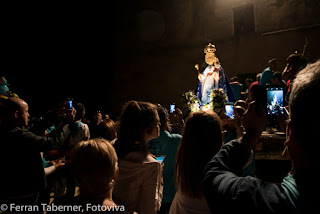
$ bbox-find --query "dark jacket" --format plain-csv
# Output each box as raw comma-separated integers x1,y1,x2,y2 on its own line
0,125,70,202
203,140,317,214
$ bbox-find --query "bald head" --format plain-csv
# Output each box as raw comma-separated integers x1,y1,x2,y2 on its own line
0,97,29,128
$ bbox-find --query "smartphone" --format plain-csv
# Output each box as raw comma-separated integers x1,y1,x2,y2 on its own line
68,100,73,110
252,85,267,107
155,155,166,164
266,86,284,115
252,85,267,115
225,103,235,119
169,103,175,114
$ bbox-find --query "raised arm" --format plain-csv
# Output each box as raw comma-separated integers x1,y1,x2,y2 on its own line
203,102,292,213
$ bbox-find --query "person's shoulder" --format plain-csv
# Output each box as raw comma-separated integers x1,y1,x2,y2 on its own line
6,127,23,135
263,67,271,72
120,153,160,167
119,154,161,176
166,131,182,140
170,134,182,144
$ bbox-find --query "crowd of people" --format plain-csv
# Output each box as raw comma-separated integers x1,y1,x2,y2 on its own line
0,58,319,213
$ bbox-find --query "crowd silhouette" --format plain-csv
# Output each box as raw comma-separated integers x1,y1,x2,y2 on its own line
0,57,319,213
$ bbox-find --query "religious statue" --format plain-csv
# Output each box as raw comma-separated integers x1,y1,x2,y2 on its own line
196,43,235,104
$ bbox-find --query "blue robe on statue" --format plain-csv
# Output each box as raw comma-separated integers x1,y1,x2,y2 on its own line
197,65,235,104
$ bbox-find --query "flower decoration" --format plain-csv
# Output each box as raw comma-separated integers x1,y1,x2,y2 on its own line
210,88,227,112
183,88,227,114
182,91,200,113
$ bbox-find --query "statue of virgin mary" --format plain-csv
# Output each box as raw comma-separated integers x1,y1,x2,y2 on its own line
197,43,235,104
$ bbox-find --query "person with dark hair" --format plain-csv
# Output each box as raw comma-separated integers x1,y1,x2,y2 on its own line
203,61,320,213
260,58,277,85
94,118,118,142
282,53,307,102
62,102,90,198
67,102,90,149
230,76,243,101
169,110,222,214
248,73,261,102
113,100,162,214
0,97,73,207
89,110,103,138
242,78,253,99
147,104,182,213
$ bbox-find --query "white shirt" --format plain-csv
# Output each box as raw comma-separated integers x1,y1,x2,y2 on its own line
113,152,163,214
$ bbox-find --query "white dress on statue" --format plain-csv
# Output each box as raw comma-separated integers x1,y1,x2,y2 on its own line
199,65,220,104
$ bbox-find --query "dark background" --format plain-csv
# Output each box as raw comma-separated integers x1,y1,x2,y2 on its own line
2,1,320,119
2,6,117,118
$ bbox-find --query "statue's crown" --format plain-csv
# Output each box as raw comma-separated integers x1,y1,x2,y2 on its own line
204,43,216,54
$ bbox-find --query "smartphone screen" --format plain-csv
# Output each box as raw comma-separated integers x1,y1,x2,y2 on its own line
225,103,235,119
68,100,73,109
155,155,165,164
266,87,284,115
169,104,175,114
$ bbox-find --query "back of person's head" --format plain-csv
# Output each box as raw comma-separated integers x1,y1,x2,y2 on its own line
74,103,85,121
256,73,262,81
156,104,169,130
115,100,158,158
98,118,117,141
273,71,282,80
245,78,253,84
175,110,222,197
286,53,300,65
268,58,277,65
230,76,238,82
268,58,277,70
289,60,320,164
71,138,118,201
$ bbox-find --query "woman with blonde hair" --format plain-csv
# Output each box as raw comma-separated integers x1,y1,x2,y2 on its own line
71,138,120,209
170,110,222,214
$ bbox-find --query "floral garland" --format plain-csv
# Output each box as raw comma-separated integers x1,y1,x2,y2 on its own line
210,88,227,112
182,91,200,113
183,88,227,113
